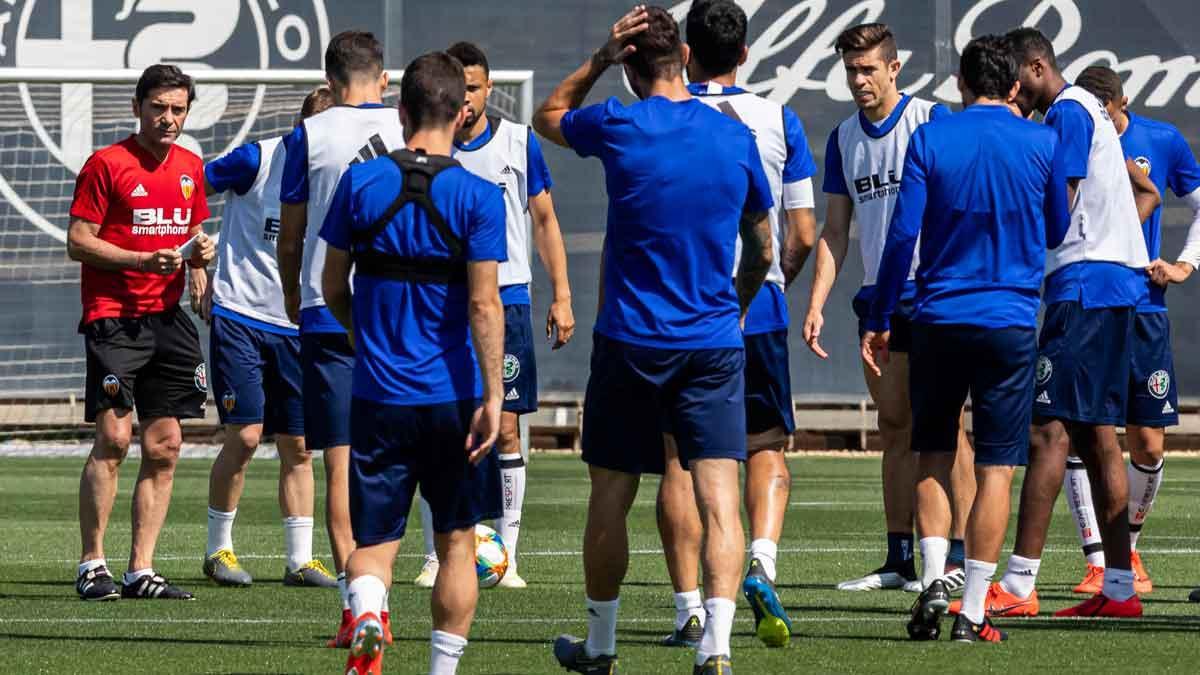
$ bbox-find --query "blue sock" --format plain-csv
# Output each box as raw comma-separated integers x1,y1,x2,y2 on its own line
948,539,966,567
886,532,914,569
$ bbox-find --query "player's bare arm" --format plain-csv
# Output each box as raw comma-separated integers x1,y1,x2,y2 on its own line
1126,157,1162,223
467,259,504,464
529,189,575,348
532,6,649,146
67,216,180,275
320,243,354,339
781,206,817,287
803,193,852,358
278,201,307,324
735,208,772,320
1153,189,1200,285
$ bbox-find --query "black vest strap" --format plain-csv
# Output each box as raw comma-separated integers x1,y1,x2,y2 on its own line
351,149,467,284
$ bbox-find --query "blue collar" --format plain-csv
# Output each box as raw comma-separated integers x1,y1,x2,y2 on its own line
455,118,493,152
687,81,748,97
858,94,913,139
353,102,388,109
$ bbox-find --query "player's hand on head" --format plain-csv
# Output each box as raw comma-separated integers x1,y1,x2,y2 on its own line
597,5,649,66
547,299,576,349
466,398,503,465
803,310,829,359
860,330,890,377
141,248,183,275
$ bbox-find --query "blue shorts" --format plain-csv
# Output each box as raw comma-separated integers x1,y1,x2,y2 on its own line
301,332,354,449
1033,301,1134,427
1127,312,1178,427
502,304,538,415
744,330,795,436
582,333,745,475
910,323,1037,466
210,315,304,436
854,296,913,353
348,397,501,546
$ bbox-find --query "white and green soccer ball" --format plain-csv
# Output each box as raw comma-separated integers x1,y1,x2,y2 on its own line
475,523,509,588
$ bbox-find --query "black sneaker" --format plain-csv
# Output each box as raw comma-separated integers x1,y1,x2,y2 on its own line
1190,587,1200,603
76,564,120,601
906,578,949,641
694,655,734,675
553,634,617,674
121,573,195,600
661,615,703,648
950,613,1007,643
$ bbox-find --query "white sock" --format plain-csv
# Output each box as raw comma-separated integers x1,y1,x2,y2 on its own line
420,496,438,561
430,630,467,675
282,516,314,572
1128,459,1164,550
960,559,998,624
919,536,949,588
78,559,106,577
337,572,351,611
206,507,236,556
696,597,735,666
584,597,619,657
347,575,387,618
673,589,705,630
496,453,526,575
999,555,1040,599
1103,567,1136,601
383,589,390,616
124,568,154,584
749,538,778,582
1064,458,1105,566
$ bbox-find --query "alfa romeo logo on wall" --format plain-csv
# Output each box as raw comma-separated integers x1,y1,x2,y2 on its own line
0,0,330,241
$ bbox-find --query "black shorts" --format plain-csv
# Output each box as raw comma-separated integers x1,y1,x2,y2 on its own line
83,305,207,423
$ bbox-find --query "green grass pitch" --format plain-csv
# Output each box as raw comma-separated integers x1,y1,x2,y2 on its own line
1,454,1198,673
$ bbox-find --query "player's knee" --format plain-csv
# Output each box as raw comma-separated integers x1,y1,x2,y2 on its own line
498,420,520,453
234,426,263,455
93,428,132,462
278,439,313,468
143,432,182,467
1128,427,1165,465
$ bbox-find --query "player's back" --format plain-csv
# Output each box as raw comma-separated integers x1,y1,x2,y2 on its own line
318,156,505,405
1120,113,1192,257
562,96,768,350
906,105,1062,326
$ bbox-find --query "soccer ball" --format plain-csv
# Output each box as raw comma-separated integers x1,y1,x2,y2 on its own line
475,523,509,588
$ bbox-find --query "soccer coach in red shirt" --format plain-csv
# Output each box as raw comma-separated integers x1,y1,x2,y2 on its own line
67,64,215,601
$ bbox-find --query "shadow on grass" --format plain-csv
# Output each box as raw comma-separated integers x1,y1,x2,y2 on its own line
0,631,303,648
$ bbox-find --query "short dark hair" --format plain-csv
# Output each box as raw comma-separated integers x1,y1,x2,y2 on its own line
685,0,748,77
300,86,335,120
446,41,489,76
625,6,684,81
325,30,384,85
400,52,467,131
835,23,898,62
135,64,195,106
1075,65,1124,105
1005,27,1057,71
960,35,1018,101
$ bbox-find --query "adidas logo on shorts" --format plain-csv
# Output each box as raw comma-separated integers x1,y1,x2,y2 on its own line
1162,401,1175,414
505,388,519,401
1036,391,1051,405
131,183,148,198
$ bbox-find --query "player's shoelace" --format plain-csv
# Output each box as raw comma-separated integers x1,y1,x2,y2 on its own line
211,548,243,571
300,559,334,578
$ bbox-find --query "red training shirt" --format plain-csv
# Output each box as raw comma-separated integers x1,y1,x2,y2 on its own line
70,136,210,326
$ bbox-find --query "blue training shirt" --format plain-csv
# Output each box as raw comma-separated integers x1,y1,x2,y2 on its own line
318,156,507,405
867,104,1071,331
1121,111,1200,313
561,96,774,350
205,141,261,196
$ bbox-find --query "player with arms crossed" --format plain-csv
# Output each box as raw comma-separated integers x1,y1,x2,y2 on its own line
1059,65,1200,596
864,34,1071,644
278,31,406,645
803,23,976,593
321,51,507,675
199,87,338,589
534,6,774,673
654,0,817,649
68,64,215,601
960,28,1161,620
412,40,575,590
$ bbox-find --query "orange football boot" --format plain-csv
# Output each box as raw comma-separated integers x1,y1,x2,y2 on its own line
344,612,385,675
948,582,1039,617
1073,564,1105,594
1054,593,1142,618
382,610,393,645
328,608,355,648
1131,551,1153,594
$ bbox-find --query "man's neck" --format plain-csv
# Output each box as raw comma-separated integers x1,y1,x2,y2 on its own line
336,83,384,108
863,89,903,124
644,75,691,102
1113,110,1130,135
133,132,170,163
1037,73,1068,114
406,128,456,157
687,65,737,89
458,113,490,144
